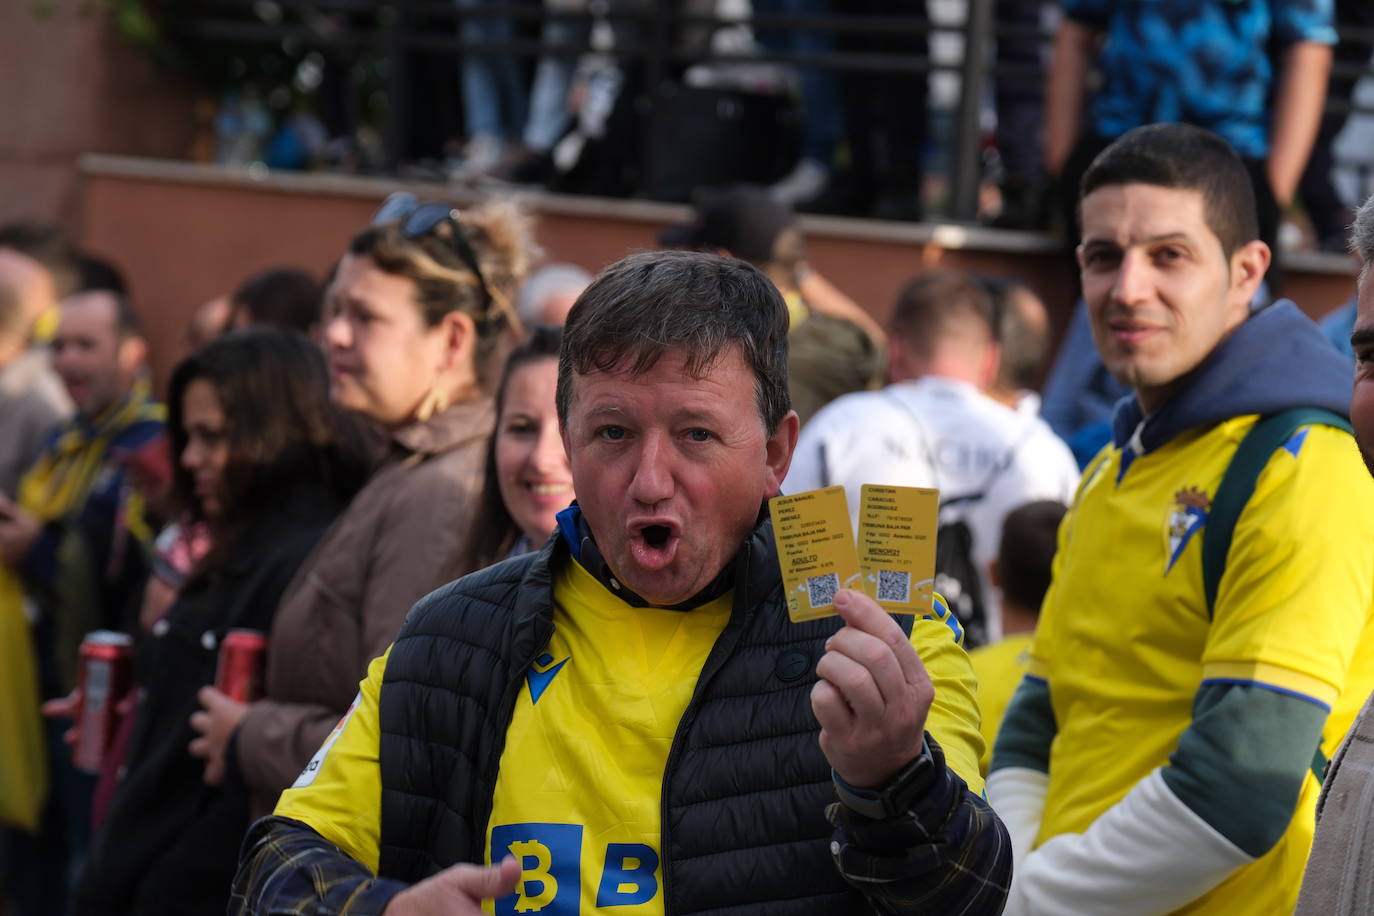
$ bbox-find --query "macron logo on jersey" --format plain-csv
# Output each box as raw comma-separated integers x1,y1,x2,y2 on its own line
527,653,570,705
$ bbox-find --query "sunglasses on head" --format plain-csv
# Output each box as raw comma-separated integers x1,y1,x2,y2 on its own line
371,192,501,322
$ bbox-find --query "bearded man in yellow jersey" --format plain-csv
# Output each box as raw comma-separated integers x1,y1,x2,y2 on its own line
988,122,1374,915
231,250,1010,915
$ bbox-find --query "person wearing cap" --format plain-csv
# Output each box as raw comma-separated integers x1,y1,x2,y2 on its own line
660,185,885,423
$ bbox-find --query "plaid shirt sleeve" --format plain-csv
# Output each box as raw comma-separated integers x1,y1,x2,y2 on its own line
230,815,409,915
828,735,1012,915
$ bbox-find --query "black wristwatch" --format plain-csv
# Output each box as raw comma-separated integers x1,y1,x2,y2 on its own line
831,740,938,820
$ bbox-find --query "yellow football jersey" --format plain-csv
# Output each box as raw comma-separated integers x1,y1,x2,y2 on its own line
970,633,1032,776
480,558,732,914
276,557,987,914
1030,418,1374,914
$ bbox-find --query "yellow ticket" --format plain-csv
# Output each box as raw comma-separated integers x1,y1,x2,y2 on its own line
769,486,863,622
857,484,938,614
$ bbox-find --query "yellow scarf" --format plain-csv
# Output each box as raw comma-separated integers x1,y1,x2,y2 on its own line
783,290,810,332
17,374,164,540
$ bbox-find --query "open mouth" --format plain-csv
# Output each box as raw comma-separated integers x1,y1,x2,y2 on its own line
629,522,680,571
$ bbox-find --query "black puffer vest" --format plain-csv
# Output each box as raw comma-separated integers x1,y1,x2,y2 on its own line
378,518,909,914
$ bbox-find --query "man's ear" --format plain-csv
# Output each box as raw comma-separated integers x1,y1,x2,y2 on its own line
886,335,914,383
979,340,1003,390
434,310,477,374
1229,240,1271,314
764,410,801,497
118,335,147,373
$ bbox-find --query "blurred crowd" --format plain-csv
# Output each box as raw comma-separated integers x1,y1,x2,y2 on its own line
0,170,1079,913
232,0,1373,244
3,0,1374,913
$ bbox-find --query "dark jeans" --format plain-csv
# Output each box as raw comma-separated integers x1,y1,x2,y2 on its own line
837,0,928,214
754,0,845,168
3,718,96,916
994,0,1048,181
1298,0,1374,244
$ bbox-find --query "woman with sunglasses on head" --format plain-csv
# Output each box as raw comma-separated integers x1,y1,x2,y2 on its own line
188,194,537,819
72,329,370,916
462,325,573,571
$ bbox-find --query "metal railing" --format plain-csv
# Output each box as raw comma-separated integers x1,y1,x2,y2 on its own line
174,0,1374,223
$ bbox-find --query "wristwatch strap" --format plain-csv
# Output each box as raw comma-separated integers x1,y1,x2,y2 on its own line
831,738,937,820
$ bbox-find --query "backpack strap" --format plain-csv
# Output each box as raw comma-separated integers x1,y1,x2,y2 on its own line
1200,407,1350,785
1202,408,1351,619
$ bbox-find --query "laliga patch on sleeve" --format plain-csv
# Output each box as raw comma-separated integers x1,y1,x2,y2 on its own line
770,486,863,622
858,484,937,614
292,691,361,788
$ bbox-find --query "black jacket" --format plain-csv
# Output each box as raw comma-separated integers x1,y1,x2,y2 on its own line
233,516,1011,914
73,489,344,916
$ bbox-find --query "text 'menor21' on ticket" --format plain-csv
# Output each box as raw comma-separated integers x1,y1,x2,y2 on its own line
769,484,938,621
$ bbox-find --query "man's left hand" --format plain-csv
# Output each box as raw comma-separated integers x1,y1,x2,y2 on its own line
812,588,933,788
0,494,42,569
189,686,249,786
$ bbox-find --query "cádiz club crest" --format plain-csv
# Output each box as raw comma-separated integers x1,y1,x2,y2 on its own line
1165,486,1211,575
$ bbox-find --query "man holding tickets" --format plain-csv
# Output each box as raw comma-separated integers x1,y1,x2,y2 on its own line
231,250,1010,914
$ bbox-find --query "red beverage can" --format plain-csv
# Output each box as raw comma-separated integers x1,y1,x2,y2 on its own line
73,630,135,774
215,629,268,702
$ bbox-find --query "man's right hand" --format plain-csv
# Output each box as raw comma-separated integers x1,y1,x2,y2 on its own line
383,857,520,915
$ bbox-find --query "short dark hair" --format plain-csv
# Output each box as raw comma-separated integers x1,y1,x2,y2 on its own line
1080,124,1258,258
998,500,1067,614
463,325,566,573
556,251,791,433
76,253,128,296
0,221,80,298
888,271,996,361
167,329,373,580
231,267,322,335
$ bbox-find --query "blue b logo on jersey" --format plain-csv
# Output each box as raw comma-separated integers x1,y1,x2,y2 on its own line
596,843,658,906
491,824,661,913
492,823,582,915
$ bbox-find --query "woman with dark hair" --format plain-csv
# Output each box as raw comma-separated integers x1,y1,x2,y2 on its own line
72,329,369,916
463,325,571,571
188,193,539,818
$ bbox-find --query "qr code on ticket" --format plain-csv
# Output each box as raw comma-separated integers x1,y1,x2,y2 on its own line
876,569,910,604
806,572,840,609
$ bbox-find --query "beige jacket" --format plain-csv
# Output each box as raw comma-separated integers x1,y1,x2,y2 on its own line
235,398,494,816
